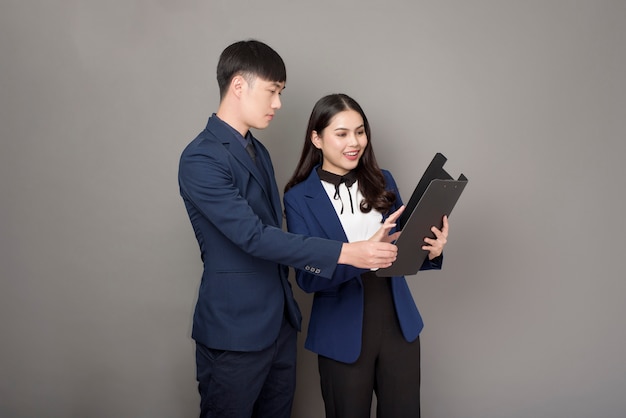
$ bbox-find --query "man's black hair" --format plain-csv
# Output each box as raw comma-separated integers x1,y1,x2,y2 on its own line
217,40,286,99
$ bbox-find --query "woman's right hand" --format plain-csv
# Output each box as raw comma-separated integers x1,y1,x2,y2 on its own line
369,205,404,244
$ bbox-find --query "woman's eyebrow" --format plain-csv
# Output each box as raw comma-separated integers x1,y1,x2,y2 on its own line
334,124,364,131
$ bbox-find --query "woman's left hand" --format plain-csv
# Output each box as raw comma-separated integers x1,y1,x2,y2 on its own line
422,215,449,260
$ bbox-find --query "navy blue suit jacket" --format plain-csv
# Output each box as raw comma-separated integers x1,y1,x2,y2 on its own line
283,167,442,363
179,116,342,352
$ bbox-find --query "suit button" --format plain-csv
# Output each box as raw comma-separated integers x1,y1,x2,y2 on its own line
315,268,321,274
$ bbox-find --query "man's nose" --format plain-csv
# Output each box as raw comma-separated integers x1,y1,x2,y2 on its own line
272,95,282,110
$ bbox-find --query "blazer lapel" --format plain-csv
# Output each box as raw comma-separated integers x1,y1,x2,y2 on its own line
205,117,278,223
230,138,269,188
253,139,283,226
303,170,349,242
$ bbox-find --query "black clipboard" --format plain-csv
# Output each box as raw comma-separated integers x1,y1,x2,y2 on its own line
376,153,468,277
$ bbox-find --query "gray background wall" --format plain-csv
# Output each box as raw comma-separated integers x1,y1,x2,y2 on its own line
1,1,625,417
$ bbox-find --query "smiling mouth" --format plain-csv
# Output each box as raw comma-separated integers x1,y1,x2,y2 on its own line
344,151,359,157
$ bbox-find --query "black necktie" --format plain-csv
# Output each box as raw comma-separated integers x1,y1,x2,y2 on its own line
246,141,271,189
317,167,358,214
245,142,256,163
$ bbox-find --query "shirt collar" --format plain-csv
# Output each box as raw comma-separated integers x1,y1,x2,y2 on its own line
212,113,252,149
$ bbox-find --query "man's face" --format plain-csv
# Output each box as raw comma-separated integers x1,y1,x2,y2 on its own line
240,76,285,130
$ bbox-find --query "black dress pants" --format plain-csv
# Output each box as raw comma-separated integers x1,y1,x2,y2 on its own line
318,273,421,418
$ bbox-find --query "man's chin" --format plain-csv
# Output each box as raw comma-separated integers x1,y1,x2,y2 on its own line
252,121,271,130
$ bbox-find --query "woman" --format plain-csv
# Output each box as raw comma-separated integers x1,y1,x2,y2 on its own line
284,94,449,418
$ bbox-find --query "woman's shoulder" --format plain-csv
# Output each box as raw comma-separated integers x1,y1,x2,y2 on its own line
284,170,318,199
284,180,306,196
286,168,320,194
380,168,397,183
380,168,394,177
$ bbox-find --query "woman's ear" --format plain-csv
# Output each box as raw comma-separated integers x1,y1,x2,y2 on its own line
311,131,322,149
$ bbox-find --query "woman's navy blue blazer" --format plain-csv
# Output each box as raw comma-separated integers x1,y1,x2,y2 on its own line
284,167,442,364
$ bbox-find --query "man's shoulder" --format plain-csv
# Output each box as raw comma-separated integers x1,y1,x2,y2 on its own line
181,127,225,156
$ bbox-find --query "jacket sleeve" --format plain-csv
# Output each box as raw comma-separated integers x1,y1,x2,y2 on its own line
179,144,342,278
283,190,368,293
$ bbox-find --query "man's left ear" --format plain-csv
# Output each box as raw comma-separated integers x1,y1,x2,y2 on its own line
231,74,247,98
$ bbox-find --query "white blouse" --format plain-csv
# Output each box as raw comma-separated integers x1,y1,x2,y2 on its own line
320,179,384,243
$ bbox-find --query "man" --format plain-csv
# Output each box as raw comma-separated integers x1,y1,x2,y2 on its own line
178,40,398,418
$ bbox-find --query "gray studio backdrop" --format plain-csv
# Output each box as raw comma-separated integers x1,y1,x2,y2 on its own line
1,1,625,417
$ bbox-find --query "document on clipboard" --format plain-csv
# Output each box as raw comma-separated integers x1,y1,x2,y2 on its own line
376,153,468,277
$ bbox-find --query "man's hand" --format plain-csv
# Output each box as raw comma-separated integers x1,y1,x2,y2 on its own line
338,241,398,269
337,206,405,269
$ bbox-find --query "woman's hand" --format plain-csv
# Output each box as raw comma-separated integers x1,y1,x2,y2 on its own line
423,215,449,260
369,205,404,244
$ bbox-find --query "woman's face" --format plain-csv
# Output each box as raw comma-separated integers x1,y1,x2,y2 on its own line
312,109,368,176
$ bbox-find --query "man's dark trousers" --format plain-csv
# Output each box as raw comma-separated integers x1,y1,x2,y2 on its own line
196,317,297,418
